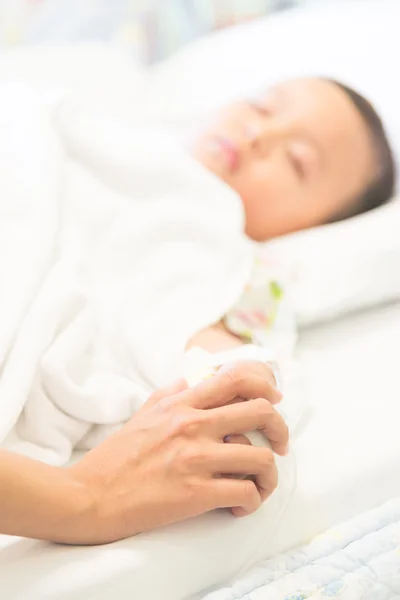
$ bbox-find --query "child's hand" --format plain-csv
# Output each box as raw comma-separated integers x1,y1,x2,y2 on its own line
216,360,287,457
184,348,286,456
217,360,282,404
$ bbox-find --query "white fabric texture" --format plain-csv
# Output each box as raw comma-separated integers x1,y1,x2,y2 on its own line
0,82,253,464
203,499,400,600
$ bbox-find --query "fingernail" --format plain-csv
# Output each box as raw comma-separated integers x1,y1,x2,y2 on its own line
283,443,290,456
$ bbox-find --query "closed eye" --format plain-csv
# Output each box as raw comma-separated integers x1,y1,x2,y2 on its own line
287,151,306,181
248,101,271,117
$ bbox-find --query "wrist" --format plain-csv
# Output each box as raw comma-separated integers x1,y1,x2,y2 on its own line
34,465,97,545
0,451,98,544
66,458,141,545
61,465,108,545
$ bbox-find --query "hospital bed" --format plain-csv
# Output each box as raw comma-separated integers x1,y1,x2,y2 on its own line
1,2,400,597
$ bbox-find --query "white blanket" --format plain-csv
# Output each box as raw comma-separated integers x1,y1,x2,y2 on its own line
0,82,253,464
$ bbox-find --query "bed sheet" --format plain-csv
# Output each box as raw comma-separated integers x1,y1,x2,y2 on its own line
1,302,400,600
266,301,400,557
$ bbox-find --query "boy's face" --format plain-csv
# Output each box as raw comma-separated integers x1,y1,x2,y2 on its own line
191,78,375,241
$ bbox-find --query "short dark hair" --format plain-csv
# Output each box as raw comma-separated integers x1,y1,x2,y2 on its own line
328,79,396,222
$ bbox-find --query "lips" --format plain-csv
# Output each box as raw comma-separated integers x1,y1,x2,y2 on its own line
213,136,240,172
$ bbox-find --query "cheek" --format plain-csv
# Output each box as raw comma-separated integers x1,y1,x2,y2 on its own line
211,105,252,138
233,161,318,239
235,161,291,221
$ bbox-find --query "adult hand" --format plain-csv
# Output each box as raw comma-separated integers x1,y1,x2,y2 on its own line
68,363,288,544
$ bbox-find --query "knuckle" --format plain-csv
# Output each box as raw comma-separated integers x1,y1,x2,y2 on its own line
243,478,258,502
165,444,205,476
182,446,206,470
170,409,203,439
224,364,248,389
156,395,174,413
254,397,273,415
260,447,274,468
181,476,201,505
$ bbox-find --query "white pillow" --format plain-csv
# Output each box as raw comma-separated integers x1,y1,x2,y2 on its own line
258,200,400,327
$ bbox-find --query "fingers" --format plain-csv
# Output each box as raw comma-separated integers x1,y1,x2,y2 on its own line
211,444,278,500
171,366,281,411
210,399,289,456
224,434,252,446
212,444,274,477
219,361,277,388
143,379,188,411
208,478,262,515
231,504,257,518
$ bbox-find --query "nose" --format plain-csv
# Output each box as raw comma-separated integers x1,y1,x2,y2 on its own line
246,118,289,156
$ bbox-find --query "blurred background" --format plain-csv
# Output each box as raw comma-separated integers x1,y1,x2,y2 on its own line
0,0,350,63
0,0,398,177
